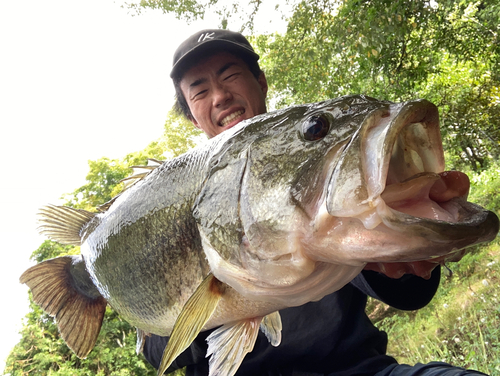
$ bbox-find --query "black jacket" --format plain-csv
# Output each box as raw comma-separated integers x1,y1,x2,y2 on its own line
142,268,440,376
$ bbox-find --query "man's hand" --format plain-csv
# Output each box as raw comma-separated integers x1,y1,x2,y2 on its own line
364,260,439,279
364,249,467,279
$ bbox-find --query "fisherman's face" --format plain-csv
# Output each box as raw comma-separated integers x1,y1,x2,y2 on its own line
180,52,268,138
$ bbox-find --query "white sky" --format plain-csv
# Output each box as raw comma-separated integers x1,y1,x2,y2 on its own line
0,0,286,373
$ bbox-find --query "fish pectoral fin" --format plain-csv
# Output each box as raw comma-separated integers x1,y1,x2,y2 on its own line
206,317,262,376
260,311,282,347
37,205,96,245
20,255,107,358
157,273,224,376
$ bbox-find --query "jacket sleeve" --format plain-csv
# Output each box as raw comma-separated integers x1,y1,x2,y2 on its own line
350,266,441,311
142,330,211,375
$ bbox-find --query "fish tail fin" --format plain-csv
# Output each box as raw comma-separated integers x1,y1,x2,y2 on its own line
20,255,107,358
37,205,96,245
206,317,262,376
157,273,224,376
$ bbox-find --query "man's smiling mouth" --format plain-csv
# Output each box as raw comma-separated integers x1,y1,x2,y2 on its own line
220,110,245,126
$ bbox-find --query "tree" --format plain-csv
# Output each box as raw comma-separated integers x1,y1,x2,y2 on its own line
63,110,204,211
5,109,199,376
130,0,500,170
252,0,500,170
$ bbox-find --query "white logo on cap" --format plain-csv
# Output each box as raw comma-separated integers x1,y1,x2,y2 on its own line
198,32,215,42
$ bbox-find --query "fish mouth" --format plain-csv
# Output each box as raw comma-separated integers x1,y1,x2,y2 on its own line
325,100,499,261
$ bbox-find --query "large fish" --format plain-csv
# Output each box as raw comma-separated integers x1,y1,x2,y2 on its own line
21,95,499,376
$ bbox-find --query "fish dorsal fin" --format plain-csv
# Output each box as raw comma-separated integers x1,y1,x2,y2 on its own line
260,311,282,347
122,158,163,185
20,255,107,358
157,273,224,376
206,317,262,376
97,159,164,212
38,205,95,246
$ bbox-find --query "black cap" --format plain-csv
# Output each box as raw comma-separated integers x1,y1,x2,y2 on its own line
170,29,260,79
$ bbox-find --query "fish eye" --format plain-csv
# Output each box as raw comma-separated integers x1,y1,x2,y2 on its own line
302,114,330,141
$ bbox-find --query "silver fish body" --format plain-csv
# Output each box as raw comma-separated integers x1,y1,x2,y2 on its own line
22,95,499,376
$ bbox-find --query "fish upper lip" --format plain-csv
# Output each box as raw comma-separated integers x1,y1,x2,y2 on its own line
217,108,245,127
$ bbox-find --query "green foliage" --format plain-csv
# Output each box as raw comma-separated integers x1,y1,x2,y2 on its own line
125,0,205,21
61,136,169,211
30,240,79,263
468,159,500,215
251,0,500,170
125,0,264,31
6,302,157,376
62,109,203,211
422,56,500,171
62,157,131,211
371,241,500,375
162,110,205,158
129,0,500,170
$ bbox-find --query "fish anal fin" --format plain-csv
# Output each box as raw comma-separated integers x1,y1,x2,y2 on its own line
206,317,262,376
260,311,282,347
37,205,96,245
157,273,224,376
136,328,150,355
20,255,107,358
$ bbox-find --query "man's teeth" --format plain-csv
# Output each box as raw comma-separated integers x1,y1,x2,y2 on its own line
220,110,244,126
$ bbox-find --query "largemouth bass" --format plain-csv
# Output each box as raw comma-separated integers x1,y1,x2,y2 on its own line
21,95,499,376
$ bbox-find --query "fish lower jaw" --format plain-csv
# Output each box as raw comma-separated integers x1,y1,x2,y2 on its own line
308,194,497,265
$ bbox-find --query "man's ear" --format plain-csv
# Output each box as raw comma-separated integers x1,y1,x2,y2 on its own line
258,72,268,98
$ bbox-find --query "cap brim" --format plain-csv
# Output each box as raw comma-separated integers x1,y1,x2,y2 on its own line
170,40,259,79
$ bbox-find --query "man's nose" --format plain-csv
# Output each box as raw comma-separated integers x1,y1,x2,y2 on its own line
213,84,233,107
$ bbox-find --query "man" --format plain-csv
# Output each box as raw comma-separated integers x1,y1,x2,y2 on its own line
142,29,487,376
171,29,268,138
